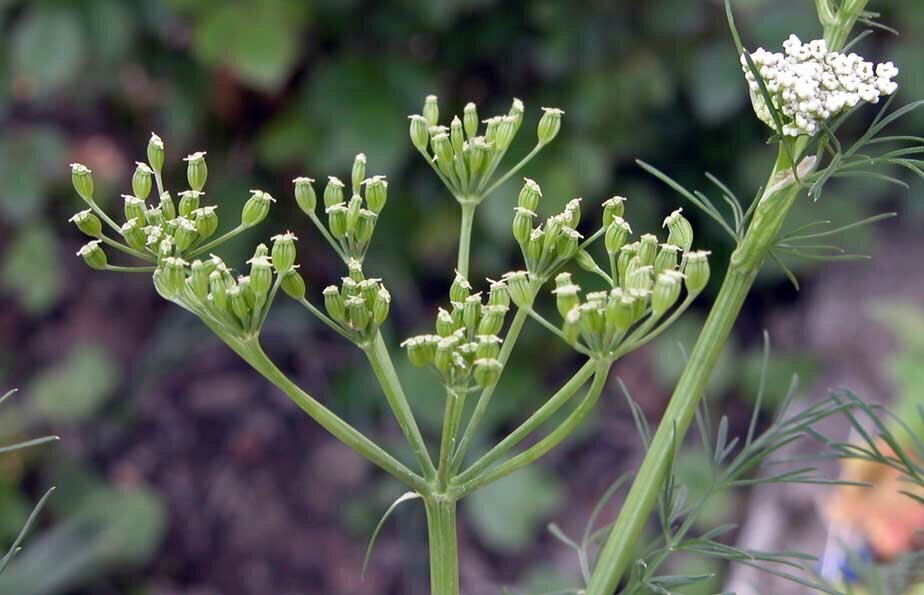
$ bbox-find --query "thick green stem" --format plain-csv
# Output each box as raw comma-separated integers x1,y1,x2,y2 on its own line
586,155,814,594
424,496,459,595
363,332,437,480
456,201,477,279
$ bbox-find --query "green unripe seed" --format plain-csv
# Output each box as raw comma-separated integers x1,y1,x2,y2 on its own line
436,308,457,338
69,209,102,238
652,271,683,317
488,280,510,308
324,177,345,208
408,115,430,151
121,218,147,250
423,94,439,127
654,244,681,274
526,228,545,264
450,116,464,155
326,204,348,239
574,249,599,274
637,234,659,266
553,283,581,319
512,208,535,245
323,285,346,323
76,240,107,270
556,227,581,261
347,296,370,331
602,196,627,227
605,218,631,255
373,288,391,325
475,335,502,359
684,250,711,293
122,194,146,222
188,260,210,300
159,192,177,220
351,153,366,194
242,190,275,226
248,254,273,297
363,176,388,214
293,177,317,214
517,178,542,211
193,206,219,239
663,208,694,252
473,358,503,388
132,162,154,199
463,102,478,138
184,152,208,191
178,190,202,218
147,133,165,173
280,269,305,300
462,294,482,331
537,107,564,144
271,231,298,273
161,257,187,296
606,295,635,332
173,217,198,252
505,271,534,309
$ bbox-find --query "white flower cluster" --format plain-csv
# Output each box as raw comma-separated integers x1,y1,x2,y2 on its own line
741,35,899,137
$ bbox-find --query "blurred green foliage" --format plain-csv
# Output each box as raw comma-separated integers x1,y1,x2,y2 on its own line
871,302,924,438
29,344,119,424
1,0,922,591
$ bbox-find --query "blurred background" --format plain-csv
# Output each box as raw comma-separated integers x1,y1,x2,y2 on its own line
0,0,921,593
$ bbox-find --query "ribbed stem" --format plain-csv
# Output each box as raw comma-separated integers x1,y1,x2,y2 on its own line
585,269,755,593
425,497,459,595
586,153,811,594
456,201,477,279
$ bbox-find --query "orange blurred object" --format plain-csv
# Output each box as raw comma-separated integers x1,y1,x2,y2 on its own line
827,439,924,560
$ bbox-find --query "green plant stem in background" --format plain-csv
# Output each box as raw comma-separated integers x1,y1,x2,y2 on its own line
363,333,437,480
586,152,813,594
424,496,459,595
